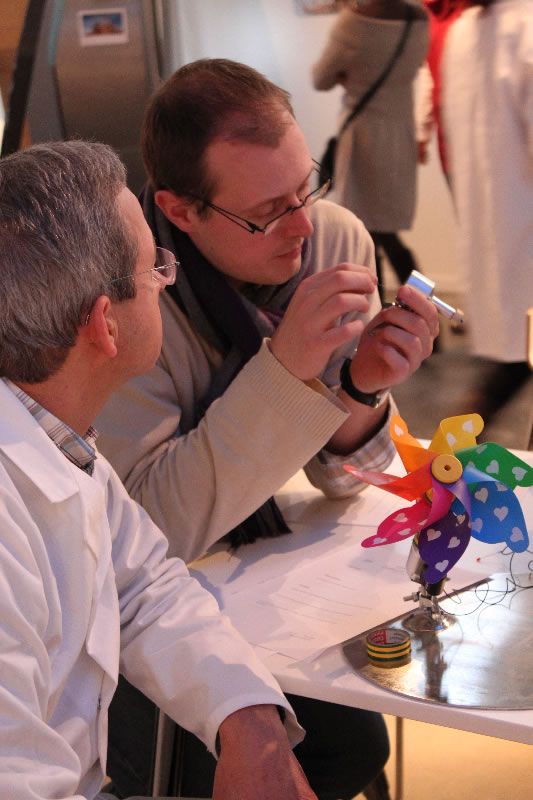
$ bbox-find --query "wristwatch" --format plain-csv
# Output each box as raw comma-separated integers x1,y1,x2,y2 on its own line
339,358,389,408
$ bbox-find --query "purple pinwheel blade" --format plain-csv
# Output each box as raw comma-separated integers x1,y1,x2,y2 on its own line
418,509,471,585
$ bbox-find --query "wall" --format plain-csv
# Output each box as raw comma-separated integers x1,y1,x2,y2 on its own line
0,0,31,150
171,0,461,292
0,1,29,104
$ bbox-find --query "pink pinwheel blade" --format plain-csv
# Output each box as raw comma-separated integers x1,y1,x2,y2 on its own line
361,498,432,547
360,476,456,548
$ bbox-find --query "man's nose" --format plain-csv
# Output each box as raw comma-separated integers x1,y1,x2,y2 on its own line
281,204,314,238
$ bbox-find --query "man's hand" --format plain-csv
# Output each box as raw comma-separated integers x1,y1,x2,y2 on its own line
348,284,439,393
270,264,377,382
213,705,317,800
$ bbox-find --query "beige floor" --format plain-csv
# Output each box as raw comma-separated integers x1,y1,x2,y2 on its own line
355,715,533,800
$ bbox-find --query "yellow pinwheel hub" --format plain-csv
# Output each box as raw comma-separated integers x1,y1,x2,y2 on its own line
430,453,463,484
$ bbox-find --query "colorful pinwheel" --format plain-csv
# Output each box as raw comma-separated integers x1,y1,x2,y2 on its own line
344,414,533,587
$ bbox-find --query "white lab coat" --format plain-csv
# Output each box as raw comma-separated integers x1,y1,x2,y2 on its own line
442,0,533,362
0,381,300,800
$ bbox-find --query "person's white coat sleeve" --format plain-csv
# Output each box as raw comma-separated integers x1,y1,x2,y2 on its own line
106,467,302,754
0,475,88,799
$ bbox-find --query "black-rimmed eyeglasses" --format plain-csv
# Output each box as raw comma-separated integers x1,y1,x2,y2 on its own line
193,163,331,236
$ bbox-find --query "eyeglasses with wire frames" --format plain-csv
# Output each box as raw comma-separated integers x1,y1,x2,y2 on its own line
109,246,178,287
191,162,331,236
83,246,178,325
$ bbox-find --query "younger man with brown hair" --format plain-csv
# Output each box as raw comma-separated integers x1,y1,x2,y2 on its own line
98,58,438,799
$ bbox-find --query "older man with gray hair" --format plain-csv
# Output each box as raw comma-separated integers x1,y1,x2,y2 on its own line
0,140,316,800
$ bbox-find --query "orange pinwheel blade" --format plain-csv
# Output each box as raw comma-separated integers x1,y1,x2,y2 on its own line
390,415,435,472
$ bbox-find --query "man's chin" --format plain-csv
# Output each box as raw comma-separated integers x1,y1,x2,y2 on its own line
273,250,302,281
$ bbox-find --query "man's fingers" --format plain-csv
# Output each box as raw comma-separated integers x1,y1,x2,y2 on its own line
367,305,436,355
313,290,371,328
269,263,378,382
321,319,365,349
296,263,377,304
376,325,425,365
395,285,440,337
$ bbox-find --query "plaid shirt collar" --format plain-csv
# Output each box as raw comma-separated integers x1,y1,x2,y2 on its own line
4,379,98,476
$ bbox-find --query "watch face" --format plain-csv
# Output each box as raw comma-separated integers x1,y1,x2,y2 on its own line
364,390,386,408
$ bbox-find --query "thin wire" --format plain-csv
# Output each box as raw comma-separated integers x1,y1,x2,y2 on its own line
440,547,533,618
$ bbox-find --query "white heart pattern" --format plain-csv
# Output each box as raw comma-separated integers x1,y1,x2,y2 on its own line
373,537,387,544
476,444,487,453
446,432,457,446
435,560,449,573
486,460,499,474
394,424,404,437
512,466,526,482
471,518,483,532
496,483,508,492
462,420,474,433
456,514,466,524
510,527,524,543
493,506,509,522
397,528,412,537
474,487,489,503
448,536,461,549
394,513,408,523
426,528,442,541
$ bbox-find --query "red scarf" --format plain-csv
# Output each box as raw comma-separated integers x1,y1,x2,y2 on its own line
424,1,469,173
424,0,468,19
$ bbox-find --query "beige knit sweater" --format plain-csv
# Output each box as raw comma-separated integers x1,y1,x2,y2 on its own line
97,200,395,563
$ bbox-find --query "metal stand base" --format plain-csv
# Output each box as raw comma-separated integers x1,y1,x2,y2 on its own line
343,573,533,709
402,606,455,633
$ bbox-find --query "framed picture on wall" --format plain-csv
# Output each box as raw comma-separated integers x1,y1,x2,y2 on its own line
77,8,129,46
295,0,339,14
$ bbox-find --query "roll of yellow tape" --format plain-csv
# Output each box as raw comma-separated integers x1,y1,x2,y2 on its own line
366,628,411,668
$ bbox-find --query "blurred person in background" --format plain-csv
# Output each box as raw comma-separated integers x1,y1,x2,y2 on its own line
442,0,532,419
312,0,429,301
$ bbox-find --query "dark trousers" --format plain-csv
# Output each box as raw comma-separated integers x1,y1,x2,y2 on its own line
369,231,418,303
107,677,390,800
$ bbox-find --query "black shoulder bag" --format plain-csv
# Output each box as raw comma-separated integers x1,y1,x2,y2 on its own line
319,9,414,189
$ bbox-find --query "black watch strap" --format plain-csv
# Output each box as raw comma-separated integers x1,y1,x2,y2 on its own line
339,358,388,408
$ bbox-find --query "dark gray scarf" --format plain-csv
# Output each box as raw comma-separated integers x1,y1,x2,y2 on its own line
141,185,311,548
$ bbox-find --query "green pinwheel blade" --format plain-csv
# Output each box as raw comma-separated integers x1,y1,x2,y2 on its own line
456,443,533,490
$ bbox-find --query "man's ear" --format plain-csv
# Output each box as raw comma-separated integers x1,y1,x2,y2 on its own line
80,295,119,359
155,189,199,233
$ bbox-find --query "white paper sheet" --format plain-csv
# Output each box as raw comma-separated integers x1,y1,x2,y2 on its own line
275,451,408,528
217,537,484,662
276,483,407,528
